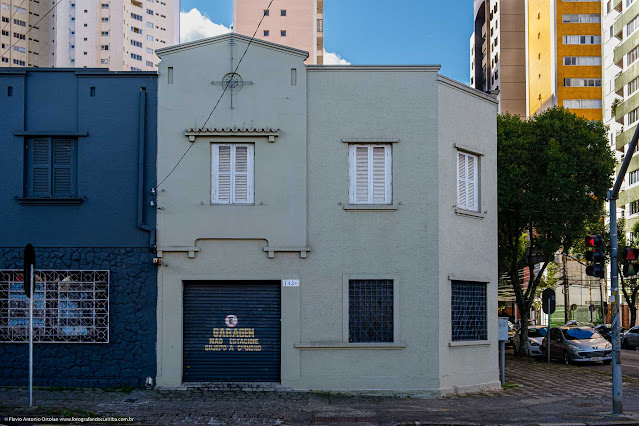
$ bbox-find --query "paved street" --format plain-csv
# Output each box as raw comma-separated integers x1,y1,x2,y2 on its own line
3,356,639,425
584,348,639,378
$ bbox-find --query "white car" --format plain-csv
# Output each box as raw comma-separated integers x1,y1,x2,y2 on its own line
513,326,548,357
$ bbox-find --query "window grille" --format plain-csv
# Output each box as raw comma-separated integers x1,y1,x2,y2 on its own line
0,270,109,343
451,280,487,341
349,279,393,342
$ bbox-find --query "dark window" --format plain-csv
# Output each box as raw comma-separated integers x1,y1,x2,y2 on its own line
281,9,286,16
263,9,269,16
451,281,487,341
90,86,95,97
562,328,598,340
349,279,393,342
25,138,77,198
528,327,547,337
281,30,287,37
7,86,13,96
263,30,269,36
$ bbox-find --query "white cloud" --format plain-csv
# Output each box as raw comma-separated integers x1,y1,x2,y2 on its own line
179,9,351,67
180,8,231,43
323,49,351,65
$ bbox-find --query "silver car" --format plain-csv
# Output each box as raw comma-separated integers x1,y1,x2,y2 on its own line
541,326,612,365
622,326,639,349
513,326,547,357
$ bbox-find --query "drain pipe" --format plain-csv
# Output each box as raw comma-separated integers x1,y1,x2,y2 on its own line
137,87,155,249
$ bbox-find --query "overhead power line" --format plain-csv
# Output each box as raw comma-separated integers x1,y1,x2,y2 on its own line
0,0,28,35
155,0,275,189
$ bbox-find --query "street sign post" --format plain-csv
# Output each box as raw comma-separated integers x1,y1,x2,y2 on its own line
542,289,556,365
498,317,509,386
23,244,35,408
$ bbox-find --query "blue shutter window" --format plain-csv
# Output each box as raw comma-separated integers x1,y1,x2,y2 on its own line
29,138,51,197
26,137,77,198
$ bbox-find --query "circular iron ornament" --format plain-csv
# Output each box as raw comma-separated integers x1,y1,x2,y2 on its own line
225,314,238,328
222,73,245,93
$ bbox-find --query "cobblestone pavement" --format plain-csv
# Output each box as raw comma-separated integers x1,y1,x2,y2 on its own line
3,356,639,425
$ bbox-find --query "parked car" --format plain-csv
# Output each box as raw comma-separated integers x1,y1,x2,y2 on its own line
565,320,595,328
541,326,612,365
513,326,547,357
622,326,639,349
506,321,517,347
594,324,612,342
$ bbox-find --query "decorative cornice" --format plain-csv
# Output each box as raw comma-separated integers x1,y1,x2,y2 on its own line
156,33,309,59
15,131,89,137
306,65,441,72
185,128,280,142
437,75,499,105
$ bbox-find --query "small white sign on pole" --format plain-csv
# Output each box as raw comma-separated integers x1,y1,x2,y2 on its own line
282,279,299,288
498,317,509,341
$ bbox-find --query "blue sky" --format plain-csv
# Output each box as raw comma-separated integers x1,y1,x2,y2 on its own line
180,0,474,83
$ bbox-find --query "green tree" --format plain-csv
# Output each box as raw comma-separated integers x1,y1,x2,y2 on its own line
498,108,615,357
572,217,639,328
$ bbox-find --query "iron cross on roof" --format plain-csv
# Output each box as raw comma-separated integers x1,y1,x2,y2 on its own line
211,37,254,109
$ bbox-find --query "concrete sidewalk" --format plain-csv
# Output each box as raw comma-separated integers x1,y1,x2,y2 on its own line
2,356,639,425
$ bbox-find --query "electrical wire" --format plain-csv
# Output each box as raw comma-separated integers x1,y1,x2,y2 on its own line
0,0,63,60
0,0,28,35
155,0,275,189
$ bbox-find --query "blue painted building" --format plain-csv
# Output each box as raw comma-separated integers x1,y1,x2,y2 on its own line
0,69,158,388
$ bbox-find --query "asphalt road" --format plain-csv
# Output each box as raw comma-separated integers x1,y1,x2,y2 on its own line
507,346,639,377
584,347,639,377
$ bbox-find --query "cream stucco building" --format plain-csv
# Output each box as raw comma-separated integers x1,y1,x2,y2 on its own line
53,0,179,70
0,0,179,70
234,0,323,64
154,33,499,394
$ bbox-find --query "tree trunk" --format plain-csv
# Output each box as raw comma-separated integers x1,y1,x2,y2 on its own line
517,308,530,357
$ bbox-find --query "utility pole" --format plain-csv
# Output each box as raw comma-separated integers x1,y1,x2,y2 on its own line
563,253,570,323
606,119,639,415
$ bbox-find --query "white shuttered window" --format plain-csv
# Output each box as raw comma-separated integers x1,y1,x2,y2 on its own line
457,151,478,211
211,144,254,204
349,144,392,204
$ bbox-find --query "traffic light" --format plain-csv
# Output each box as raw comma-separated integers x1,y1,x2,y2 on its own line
585,234,605,278
622,247,639,276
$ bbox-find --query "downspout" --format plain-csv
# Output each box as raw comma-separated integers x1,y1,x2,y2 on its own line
137,87,155,249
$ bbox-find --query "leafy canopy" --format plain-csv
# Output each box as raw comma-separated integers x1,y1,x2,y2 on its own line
499,107,615,269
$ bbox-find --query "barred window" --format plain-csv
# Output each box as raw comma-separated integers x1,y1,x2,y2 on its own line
0,270,109,343
349,279,393,342
451,280,487,341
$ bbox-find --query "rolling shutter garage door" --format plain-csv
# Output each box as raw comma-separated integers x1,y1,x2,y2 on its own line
183,281,281,382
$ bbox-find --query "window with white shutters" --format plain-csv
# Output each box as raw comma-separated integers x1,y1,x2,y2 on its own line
457,151,478,211
348,144,392,204
211,144,254,204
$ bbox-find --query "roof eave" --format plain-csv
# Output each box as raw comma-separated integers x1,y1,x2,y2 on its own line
156,33,309,59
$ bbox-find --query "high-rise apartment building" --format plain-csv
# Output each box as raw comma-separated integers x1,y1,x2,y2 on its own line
526,0,602,120
470,0,527,116
0,0,179,71
53,0,179,70
604,0,639,232
0,0,53,67
234,0,323,64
